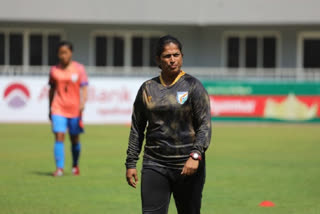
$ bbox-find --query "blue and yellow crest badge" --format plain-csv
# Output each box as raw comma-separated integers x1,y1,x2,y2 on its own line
176,91,188,104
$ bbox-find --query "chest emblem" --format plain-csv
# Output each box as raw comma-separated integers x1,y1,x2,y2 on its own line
176,91,188,104
71,73,79,83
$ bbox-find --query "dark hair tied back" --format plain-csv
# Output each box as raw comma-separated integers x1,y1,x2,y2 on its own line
155,35,182,58
57,41,73,53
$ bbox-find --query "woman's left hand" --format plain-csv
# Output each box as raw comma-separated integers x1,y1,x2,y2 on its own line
80,103,85,112
181,157,199,176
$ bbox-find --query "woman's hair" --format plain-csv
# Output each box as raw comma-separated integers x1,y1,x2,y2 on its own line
57,40,73,52
155,35,183,57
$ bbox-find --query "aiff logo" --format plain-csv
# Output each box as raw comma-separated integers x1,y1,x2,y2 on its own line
3,83,30,108
176,91,188,105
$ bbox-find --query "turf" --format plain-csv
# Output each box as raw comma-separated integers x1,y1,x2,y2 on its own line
0,123,319,214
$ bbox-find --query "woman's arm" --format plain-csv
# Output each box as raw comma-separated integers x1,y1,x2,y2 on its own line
48,85,55,120
48,68,55,120
191,80,212,155
182,81,212,176
125,86,147,169
80,85,88,112
125,86,147,188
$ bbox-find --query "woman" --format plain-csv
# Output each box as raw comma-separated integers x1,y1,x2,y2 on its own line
125,35,212,214
48,41,88,177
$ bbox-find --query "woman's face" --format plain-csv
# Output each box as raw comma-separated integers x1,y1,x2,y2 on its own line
158,42,183,76
58,45,72,66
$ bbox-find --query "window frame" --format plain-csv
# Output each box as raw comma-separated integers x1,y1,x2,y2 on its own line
222,31,281,69
0,33,4,65
0,28,65,66
297,31,320,68
29,34,43,66
89,30,165,67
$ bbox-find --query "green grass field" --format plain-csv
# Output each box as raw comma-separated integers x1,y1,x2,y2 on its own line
0,123,320,214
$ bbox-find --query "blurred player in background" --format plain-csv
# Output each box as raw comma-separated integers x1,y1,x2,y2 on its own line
48,41,88,177
125,35,212,214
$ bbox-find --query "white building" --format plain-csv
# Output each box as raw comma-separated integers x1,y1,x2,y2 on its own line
1,0,320,79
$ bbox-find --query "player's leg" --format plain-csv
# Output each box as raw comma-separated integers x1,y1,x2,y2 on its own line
51,115,68,176
172,161,206,214
141,168,171,214
69,134,80,175
68,116,84,175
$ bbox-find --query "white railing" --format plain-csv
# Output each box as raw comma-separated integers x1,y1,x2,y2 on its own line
1,66,320,81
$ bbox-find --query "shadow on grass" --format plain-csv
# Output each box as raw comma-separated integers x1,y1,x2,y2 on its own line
31,171,53,176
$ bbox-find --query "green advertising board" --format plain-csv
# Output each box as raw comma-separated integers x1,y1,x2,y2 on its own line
200,80,320,122
201,81,320,95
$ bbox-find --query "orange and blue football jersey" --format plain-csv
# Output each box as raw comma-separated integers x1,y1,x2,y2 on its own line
49,61,88,118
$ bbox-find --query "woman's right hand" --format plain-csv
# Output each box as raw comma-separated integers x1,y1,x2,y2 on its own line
126,168,139,188
49,111,52,121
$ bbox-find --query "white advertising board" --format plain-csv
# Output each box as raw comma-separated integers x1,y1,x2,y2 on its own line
0,76,147,124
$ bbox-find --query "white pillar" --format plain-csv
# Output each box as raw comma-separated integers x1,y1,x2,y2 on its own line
23,31,29,66
4,31,9,65
239,36,245,68
124,34,132,67
143,37,150,67
43,33,48,66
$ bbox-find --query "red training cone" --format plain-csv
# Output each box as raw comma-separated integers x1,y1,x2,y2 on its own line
259,201,275,207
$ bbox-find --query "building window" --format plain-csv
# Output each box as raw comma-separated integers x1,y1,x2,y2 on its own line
95,36,107,66
149,37,160,67
92,33,161,67
48,35,61,66
0,30,63,66
93,35,125,67
113,37,124,67
225,33,278,68
9,33,23,65
227,37,240,68
303,39,320,68
132,37,143,67
29,34,43,66
245,37,258,68
0,33,4,65
263,37,276,68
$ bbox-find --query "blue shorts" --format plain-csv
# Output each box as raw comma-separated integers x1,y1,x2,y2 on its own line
51,114,84,135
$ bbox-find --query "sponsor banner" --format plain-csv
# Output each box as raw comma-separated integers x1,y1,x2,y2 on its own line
210,95,320,121
1,76,320,123
0,77,146,124
202,81,320,95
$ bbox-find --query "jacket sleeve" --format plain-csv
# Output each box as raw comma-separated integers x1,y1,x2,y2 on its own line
125,85,148,169
191,80,212,155
48,67,55,86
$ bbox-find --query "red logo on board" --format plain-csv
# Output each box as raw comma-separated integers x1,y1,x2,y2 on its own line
3,83,30,108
